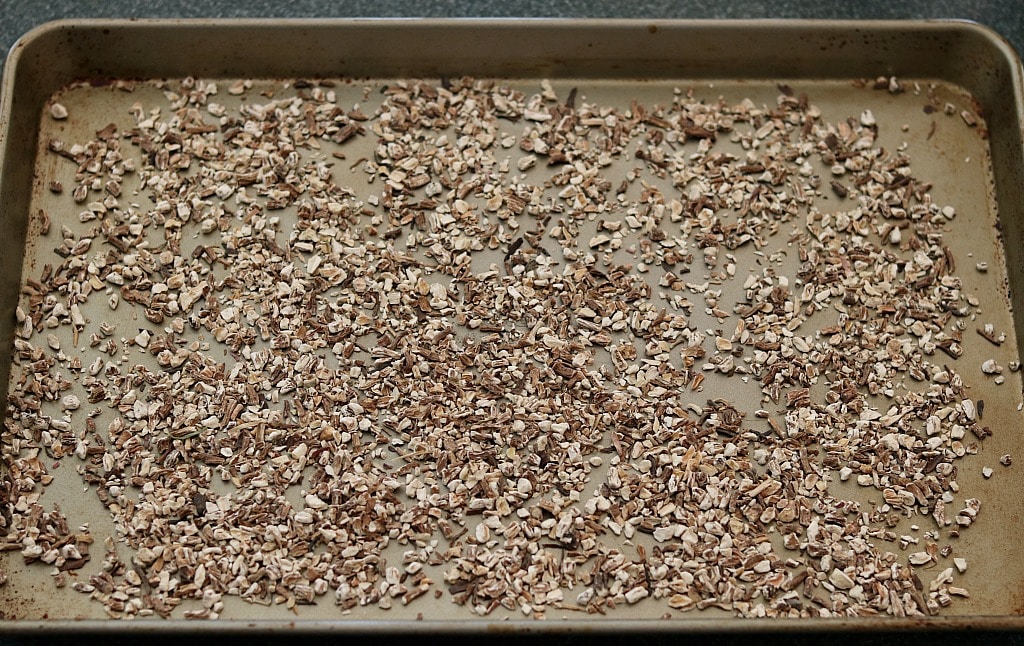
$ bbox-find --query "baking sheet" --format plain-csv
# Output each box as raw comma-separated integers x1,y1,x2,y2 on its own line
1,20,1023,631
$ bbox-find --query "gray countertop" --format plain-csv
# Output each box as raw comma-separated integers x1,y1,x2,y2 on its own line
0,0,1022,66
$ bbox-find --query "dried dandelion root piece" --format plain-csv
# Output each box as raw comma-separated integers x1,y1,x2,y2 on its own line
2,75,988,619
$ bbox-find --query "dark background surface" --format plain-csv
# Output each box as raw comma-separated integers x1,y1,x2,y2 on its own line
0,628,1023,646
0,0,1022,644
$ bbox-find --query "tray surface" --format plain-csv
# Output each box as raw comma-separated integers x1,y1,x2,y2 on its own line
0,20,1023,630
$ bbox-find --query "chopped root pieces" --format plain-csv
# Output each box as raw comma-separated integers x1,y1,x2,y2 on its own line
2,77,1005,620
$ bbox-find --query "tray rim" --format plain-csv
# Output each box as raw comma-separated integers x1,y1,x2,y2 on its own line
4,16,1024,79
0,17,1023,633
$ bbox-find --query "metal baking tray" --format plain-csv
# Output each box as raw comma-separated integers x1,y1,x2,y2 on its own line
1,19,1023,633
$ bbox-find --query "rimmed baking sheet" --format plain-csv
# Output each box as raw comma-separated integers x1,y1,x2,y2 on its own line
1,19,1023,631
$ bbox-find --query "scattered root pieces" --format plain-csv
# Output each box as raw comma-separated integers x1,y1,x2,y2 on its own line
981,359,1003,374
49,102,68,120
2,76,1006,620
977,324,1005,346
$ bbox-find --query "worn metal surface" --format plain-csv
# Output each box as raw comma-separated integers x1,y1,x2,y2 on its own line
0,20,1022,631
